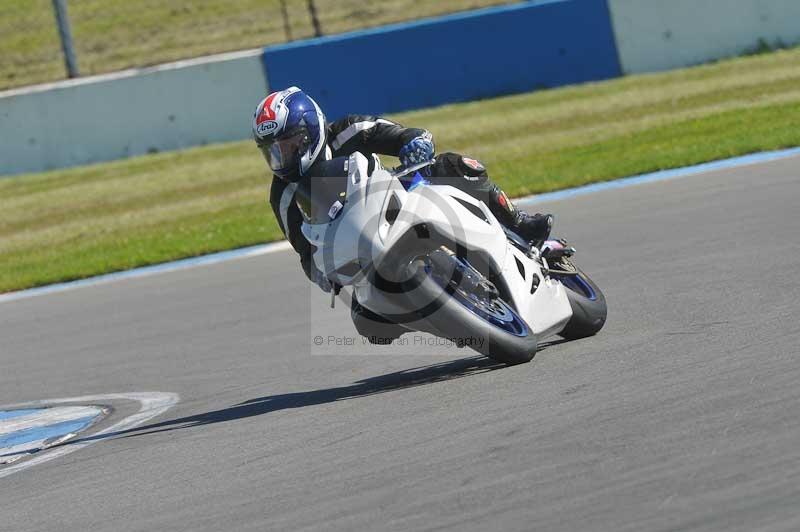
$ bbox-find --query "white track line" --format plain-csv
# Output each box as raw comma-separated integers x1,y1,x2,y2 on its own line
0,392,179,479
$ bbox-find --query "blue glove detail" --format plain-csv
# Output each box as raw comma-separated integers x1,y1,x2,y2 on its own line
399,135,435,168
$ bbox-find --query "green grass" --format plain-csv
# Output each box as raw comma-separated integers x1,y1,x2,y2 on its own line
0,0,510,89
2,47,800,293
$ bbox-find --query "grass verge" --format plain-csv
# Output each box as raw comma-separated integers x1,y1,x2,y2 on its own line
2,47,800,293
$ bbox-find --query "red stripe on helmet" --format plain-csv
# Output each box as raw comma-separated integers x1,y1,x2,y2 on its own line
256,92,279,125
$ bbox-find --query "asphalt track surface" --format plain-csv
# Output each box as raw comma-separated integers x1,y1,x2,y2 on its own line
2,155,800,531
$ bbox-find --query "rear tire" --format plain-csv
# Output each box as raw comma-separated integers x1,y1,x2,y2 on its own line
558,266,607,340
403,259,537,365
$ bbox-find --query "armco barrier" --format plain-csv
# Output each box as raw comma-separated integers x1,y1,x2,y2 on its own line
0,50,267,176
262,0,622,121
608,0,800,74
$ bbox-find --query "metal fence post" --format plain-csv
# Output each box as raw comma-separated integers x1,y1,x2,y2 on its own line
51,0,80,78
307,0,322,37
280,0,293,41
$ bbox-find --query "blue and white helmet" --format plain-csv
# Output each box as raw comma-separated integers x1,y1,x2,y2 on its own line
253,86,327,180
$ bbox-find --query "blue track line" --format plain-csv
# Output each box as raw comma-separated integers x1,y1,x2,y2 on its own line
516,147,800,207
0,409,43,422
0,241,290,304
2,147,799,304
0,416,99,455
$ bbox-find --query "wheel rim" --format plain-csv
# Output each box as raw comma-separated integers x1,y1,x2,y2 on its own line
427,261,529,337
558,273,597,301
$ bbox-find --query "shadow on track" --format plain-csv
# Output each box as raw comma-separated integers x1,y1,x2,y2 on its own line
82,355,505,442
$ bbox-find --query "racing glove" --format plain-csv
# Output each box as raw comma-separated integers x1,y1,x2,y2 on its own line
399,134,435,168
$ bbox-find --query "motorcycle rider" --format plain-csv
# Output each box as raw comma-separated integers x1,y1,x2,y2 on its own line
253,86,553,292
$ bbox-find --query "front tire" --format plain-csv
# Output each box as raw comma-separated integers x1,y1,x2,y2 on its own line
402,258,538,365
557,266,607,340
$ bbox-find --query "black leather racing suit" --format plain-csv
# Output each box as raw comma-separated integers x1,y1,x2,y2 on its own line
269,115,523,282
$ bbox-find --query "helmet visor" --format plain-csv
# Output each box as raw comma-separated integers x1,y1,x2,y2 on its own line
260,128,308,175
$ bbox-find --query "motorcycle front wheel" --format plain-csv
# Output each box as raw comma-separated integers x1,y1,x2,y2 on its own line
552,265,607,340
402,256,538,365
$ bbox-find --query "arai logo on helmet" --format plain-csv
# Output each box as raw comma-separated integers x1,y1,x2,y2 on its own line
256,120,279,137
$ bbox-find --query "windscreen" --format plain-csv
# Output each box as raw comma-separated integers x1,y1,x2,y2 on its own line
294,174,349,224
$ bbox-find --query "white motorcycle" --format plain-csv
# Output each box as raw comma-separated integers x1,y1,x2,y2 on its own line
299,154,606,365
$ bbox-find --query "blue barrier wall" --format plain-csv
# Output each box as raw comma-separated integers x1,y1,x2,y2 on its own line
262,0,622,121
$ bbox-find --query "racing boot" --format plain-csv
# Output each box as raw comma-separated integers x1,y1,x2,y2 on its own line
487,185,553,247
515,211,554,248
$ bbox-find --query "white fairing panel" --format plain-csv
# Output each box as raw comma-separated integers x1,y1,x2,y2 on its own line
300,153,573,339
498,248,572,336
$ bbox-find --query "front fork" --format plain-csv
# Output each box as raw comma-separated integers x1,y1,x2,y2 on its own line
426,247,500,301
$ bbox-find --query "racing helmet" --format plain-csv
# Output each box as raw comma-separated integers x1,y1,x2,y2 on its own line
252,87,327,180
